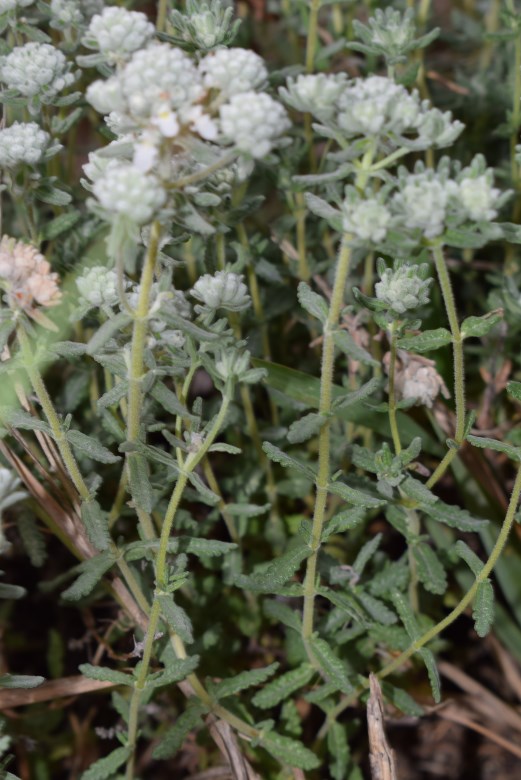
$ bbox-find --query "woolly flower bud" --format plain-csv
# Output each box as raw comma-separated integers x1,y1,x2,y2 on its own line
336,76,419,137
393,172,458,239
0,122,53,167
214,349,251,382
375,260,431,315
0,43,75,102
220,91,290,158
0,0,34,12
191,270,250,312
92,163,166,225
199,48,267,96
84,7,155,62
0,235,61,312
120,44,204,119
392,353,449,408
86,77,126,115
171,1,240,50
76,266,120,309
280,73,349,120
341,196,391,244
50,0,83,29
458,174,500,222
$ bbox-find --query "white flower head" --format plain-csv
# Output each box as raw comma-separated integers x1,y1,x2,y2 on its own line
191,270,251,311
92,163,166,225
336,76,419,138
220,91,290,158
76,266,120,309
0,43,76,107
342,192,392,244
86,76,126,115
280,73,349,120
457,158,503,223
0,122,56,168
50,0,84,29
0,0,34,13
375,259,432,315
199,48,267,96
83,7,155,63
392,168,458,239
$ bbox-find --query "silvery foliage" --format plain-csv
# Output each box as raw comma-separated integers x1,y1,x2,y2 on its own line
191,270,251,312
350,7,440,65
0,41,77,113
374,258,432,316
170,0,241,51
75,266,122,318
0,122,60,168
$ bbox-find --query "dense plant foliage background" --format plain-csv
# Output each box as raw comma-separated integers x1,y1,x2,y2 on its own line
2,1,521,778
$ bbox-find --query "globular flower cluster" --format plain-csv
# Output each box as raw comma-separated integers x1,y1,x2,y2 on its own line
375,259,432,315
50,0,84,29
281,73,462,152
220,91,290,159
393,168,458,239
191,270,251,312
341,189,392,244
200,48,267,96
91,163,166,225
0,42,76,111
76,266,120,311
0,236,61,315
0,0,34,12
83,7,155,63
0,122,58,168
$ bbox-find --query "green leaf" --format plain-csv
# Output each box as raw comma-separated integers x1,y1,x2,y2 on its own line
0,674,44,689
297,281,329,324
34,184,72,206
127,452,154,513
454,540,484,577
0,408,51,434
157,593,193,644
353,533,382,577
224,503,270,518
380,681,424,716
262,442,315,478
391,590,420,640
252,664,314,708
0,583,25,599
357,592,397,625
507,381,521,402
422,501,488,532
308,635,353,694
328,480,386,509
177,537,237,558
328,722,350,780
79,664,133,686
261,731,320,770
67,430,120,464
40,210,81,240
18,513,46,567
263,599,302,633
86,312,132,355
318,587,367,624
237,542,309,593
210,663,279,700
80,746,131,780
322,507,367,541
287,412,325,444
331,377,382,412
81,499,110,552
304,192,342,225
397,328,452,353
153,704,205,759
466,434,521,462
461,310,503,339
473,579,495,637
186,470,220,505
333,330,379,367
96,381,129,411
161,310,220,341
62,550,116,600
151,382,195,420
147,656,200,689
400,476,437,504
419,648,441,703
413,543,447,595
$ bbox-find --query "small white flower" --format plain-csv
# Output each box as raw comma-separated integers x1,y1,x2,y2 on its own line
83,7,155,62
393,172,458,239
215,349,251,382
92,163,166,225
181,105,218,141
133,134,159,173
336,76,419,137
199,48,267,96
50,0,83,29
0,42,76,104
191,270,251,311
0,122,54,168
86,76,126,115
151,103,180,138
375,261,432,314
459,174,500,222
76,266,120,309
220,91,290,158
342,196,392,243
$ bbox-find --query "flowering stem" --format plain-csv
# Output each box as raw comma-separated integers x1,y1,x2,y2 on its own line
302,236,351,647
432,241,465,445
126,221,161,541
295,192,311,282
388,320,402,455
156,0,170,33
305,0,321,74
321,458,521,731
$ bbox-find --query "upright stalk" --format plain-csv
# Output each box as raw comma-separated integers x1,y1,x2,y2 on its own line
302,236,351,645
387,320,402,455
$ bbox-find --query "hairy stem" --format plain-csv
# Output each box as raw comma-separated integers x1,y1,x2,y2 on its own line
302,236,351,645
388,320,402,455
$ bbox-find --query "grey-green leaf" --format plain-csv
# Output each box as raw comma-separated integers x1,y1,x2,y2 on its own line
473,579,494,637
328,480,386,509
397,328,452,353
210,663,279,700
79,664,133,687
287,412,325,444
262,442,315,478
157,593,194,644
62,550,116,600
67,430,120,464
252,664,314,708
308,635,353,694
0,674,45,689
80,746,131,780
454,540,484,577
297,281,329,324
333,330,379,367
419,647,441,703
261,731,320,770
413,543,447,595
80,499,110,552
328,721,350,780
466,435,521,462
127,452,154,514
153,704,205,759
461,310,503,339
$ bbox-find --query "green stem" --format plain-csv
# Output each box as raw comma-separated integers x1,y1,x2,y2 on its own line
170,152,238,190
388,320,402,455
156,0,169,33
126,221,161,541
405,508,420,612
306,0,321,74
432,242,465,444
295,193,311,282
322,459,521,731
302,236,351,644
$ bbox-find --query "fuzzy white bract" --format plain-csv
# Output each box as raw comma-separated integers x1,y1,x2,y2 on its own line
336,76,419,137
200,48,267,95
393,172,458,239
50,0,83,28
375,262,431,314
84,7,155,62
280,73,348,119
0,42,75,102
0,122,53,167
76,266,120,309
92,163,166,224
191,271,251,311
458,174,500,222
220,91,290,158
342,196,392,243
